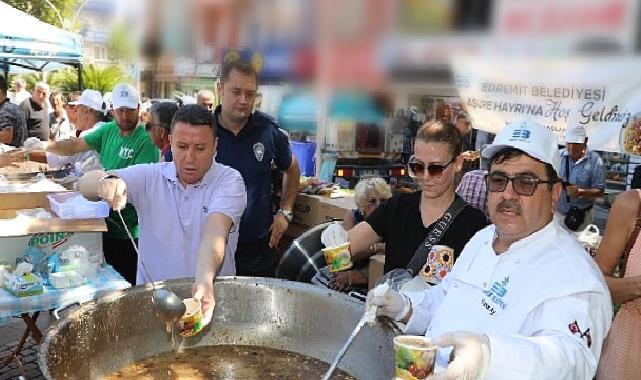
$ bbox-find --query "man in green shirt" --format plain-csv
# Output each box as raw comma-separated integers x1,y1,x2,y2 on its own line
45,83,159,283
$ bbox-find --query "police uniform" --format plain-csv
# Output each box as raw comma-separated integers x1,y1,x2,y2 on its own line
404,221,612,379
214,105,292,276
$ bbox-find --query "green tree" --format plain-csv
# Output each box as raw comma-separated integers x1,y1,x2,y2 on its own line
107,23,137,64
3,0,81,30
50,64,131,93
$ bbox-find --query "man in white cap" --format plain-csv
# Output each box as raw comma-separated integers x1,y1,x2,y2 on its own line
557,124,605,231
368,118,612,379
45,83,159,284
23,89,106,172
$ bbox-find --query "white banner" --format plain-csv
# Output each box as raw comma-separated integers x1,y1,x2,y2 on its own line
452,56,641,154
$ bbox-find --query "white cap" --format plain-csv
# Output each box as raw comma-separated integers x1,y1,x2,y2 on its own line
564,125,587,144
482,118,561,175
111,83,139,109
76,89,105,114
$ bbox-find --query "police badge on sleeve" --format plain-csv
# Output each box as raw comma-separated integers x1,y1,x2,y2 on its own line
253,142,265,162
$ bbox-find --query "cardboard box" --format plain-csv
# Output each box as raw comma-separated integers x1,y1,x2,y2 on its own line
318,196,354,223
368,254,385,290
292,194,322,230
0,192,106,265
289,193,355,238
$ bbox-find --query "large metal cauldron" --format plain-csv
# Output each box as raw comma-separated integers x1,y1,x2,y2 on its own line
39,277,398,379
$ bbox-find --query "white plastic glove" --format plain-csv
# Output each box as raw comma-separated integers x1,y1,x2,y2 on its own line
22,137,47,151
98,176,128,211
366,283,411,321
320,221,348,247
429,331,491,380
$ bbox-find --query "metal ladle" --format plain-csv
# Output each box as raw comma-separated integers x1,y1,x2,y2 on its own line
117,210,186,322
321,282,390,380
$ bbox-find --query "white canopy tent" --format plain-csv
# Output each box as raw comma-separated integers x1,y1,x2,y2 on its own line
0,1,83,87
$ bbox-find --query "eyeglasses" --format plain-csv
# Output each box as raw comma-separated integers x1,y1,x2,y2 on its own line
407,155,456,178
485,172,558,196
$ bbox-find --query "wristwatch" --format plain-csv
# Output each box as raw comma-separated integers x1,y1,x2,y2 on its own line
278,209,293,222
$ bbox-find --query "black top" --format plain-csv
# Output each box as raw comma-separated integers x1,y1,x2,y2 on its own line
0,98,27,146
20,98,49,141
367,191,488,273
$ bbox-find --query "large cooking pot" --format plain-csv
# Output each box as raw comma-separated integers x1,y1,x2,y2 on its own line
39,277,398,379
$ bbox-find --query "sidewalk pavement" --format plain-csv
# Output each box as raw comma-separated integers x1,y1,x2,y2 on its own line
0,314,52,380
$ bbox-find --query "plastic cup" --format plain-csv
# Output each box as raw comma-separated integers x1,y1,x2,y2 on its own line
178,298,203,337
394,335,437,380
322,242,353,272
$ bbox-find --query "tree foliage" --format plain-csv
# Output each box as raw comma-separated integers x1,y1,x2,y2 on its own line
3,0,80,30
107,23,137,64
50,64,131,93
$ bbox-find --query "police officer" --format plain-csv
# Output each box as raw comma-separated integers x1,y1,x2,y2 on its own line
214,60,301,277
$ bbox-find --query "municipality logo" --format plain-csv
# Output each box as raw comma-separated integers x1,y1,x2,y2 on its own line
511,130,530,139
510,129,531,143
482,276,510,315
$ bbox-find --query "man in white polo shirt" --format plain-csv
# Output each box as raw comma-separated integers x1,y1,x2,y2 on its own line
78,104,247,317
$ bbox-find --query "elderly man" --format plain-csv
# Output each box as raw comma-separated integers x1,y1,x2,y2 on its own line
43,83,159,284
78,104,246,318
214,60,300,277
557,124,605,231
197,89,215,111
10,77,30,105
0,75,27,147
369,119,612,379
20,81,50,141
147,102,178,162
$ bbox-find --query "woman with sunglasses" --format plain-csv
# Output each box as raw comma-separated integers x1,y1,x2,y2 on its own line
346,121,488,274
329,177,393,292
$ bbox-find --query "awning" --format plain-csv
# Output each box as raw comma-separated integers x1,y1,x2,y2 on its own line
0,2,83,73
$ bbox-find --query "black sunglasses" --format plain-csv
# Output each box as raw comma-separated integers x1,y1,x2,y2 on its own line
485,172,559,196
408,155,456,178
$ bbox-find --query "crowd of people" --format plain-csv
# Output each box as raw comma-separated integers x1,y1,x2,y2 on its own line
1,60,640,379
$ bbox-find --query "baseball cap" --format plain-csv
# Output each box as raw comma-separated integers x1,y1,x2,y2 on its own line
111,83,140,109
565,125,587,144
76,89,105,114
482,118,561,175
